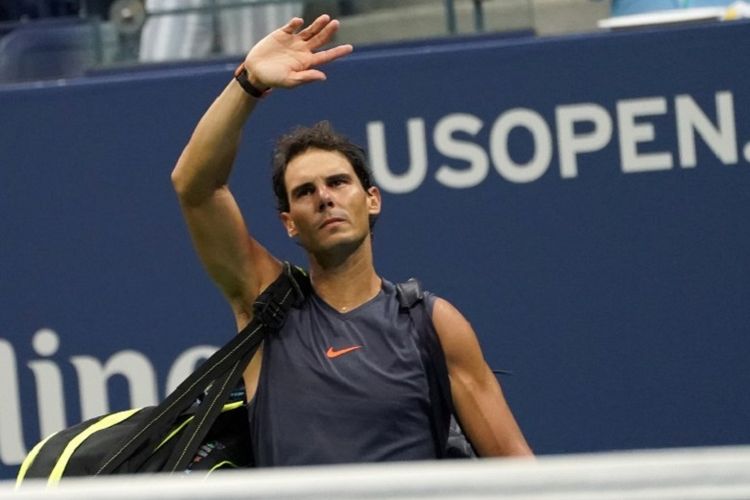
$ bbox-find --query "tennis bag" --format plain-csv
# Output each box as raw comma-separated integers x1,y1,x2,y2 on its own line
16,262,309,486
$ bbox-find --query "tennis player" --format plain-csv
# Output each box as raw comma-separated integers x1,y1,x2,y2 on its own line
171,14,533,465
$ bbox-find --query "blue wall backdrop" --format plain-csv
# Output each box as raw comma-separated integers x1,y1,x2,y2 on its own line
1,20,749,479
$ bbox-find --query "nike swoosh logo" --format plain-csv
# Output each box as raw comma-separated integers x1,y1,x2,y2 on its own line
326,345,362,359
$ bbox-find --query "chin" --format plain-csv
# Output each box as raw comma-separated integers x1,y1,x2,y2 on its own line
309,233,367,256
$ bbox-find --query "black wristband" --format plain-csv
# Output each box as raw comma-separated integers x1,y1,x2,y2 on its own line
233,64,268,99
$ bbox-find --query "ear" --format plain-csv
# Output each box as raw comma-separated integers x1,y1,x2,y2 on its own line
366,186,382,216
279,212,297,237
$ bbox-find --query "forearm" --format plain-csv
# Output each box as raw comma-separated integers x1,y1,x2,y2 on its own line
432,298,533,458
171,79,259,206
452,372,533,458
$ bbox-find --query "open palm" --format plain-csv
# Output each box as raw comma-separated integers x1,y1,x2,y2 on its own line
245,15,353,89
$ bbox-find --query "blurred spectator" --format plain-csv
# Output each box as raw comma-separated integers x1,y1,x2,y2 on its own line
139,0,302,62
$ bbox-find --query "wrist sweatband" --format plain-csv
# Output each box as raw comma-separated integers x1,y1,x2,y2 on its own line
234,64,268,99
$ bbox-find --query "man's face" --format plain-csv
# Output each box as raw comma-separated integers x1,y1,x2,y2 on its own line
280,148,381,255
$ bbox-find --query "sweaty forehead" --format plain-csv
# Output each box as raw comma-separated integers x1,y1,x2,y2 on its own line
284,148,354,186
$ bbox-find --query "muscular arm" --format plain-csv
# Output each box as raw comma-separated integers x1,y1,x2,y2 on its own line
171,15,352,326
172,80,280,326
432,298,533,457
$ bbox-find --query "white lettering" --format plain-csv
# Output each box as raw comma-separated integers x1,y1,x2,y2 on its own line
0,337,234,469
0,339,27,463
490,108,553,183
27,328,67,438
617,97,673,173
361,91,740,191
676,91,738,168
70,350,158,420
556,103,613,179
367,119,428,194
433,113,489,188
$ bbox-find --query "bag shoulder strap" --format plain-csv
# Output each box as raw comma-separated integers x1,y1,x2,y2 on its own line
396,279,459,457
97,262,309,475
161,262,310,473
396,278,424,309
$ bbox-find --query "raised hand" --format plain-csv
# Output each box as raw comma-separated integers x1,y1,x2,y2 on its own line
243,15,353,90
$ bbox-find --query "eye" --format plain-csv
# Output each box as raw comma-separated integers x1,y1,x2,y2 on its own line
293,186,314,199
329,175,349,187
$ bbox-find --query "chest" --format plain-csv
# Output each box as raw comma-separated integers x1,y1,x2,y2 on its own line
264,295,428,400
249,291,438,465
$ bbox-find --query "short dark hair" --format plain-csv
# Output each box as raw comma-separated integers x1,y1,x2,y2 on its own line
271,122,376,220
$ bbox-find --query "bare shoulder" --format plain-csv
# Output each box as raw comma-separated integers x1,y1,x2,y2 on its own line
431,297,471,334
430,297,487,368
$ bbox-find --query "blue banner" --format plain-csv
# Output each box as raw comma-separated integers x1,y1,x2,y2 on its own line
1,20,749,478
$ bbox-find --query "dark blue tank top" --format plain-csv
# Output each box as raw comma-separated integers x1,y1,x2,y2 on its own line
248,279,437,466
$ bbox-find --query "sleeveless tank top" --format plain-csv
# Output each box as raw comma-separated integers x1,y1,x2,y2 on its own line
248,279,437,466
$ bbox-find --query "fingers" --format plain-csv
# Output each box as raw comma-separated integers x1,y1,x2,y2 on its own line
293,69,327,84
308,18,342,49
311,44,353,67
294,16,353,67
287,15,344,51
297,14,331,41
281,17,304,34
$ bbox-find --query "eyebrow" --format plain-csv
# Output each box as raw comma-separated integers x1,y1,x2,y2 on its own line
327,173,352,184
289,173,353,199
290,182,314,199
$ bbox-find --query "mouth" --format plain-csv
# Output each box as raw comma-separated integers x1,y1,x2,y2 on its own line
319,217,347,229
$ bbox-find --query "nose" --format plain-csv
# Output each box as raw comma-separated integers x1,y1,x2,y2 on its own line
317,186,334,211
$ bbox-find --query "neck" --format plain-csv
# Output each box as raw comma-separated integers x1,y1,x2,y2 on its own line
307,236,380,312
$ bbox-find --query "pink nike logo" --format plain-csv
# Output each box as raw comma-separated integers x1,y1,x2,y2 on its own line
326,345,362,359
